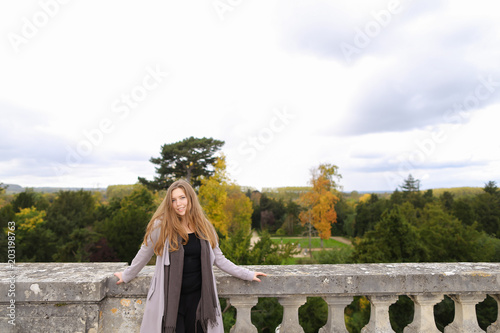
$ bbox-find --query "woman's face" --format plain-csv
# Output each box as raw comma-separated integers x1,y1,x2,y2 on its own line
171,188,188,216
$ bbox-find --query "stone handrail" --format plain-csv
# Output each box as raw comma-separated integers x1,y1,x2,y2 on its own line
1,262,500,332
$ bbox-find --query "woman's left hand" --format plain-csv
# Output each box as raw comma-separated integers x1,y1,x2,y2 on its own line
252,272,267,282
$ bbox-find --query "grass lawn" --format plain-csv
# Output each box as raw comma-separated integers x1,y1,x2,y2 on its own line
270,237,350,249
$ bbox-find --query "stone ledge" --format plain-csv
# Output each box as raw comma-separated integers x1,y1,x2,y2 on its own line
2,262,499,301
0,263,128,302
1,262,499,333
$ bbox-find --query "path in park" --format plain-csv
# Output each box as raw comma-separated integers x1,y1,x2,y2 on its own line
250,230,260,247
250,231,352,247
331,236,352,245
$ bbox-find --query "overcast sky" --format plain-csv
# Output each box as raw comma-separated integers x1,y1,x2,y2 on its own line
1,0,499,192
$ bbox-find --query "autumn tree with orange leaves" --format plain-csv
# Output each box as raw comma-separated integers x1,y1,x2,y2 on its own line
299,164,341,249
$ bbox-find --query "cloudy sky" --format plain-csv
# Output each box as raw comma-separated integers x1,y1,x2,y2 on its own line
1,0,499,192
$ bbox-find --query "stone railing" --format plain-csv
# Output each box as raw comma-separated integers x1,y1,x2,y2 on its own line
1,262,500,332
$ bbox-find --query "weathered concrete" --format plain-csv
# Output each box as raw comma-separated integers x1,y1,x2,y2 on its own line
1,262,500,332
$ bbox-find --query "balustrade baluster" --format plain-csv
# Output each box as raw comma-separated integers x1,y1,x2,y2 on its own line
277,296,307,333
319,296,352,333
444,294,486,333
229,296,259,333
361,295,398,333
403,294,443,333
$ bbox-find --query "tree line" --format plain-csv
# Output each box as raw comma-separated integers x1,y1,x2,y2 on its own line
1,137,499,332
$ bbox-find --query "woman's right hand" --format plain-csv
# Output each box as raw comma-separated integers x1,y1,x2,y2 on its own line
114,272,124,285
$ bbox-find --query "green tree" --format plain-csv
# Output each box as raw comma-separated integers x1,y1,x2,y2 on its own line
219,229,297,266
473,184,500,236
419,203,492,262
53,227,101,262
46,190,97,246
353,194,388,237
439,191,455,211
399,174,426,208
138,136,224,190
259,194,287,233
451,197,476,226
331,193,355,236
12,189,36,212
95,186,156,263
278,200,302,236
483,180,498,195
400,174,420,193
14,207,57,262
352,204,427,263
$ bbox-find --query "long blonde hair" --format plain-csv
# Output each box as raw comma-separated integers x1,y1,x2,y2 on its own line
143,179,218,256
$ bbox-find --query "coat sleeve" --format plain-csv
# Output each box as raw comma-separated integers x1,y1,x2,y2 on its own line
121,221,161,283
213,245,255,281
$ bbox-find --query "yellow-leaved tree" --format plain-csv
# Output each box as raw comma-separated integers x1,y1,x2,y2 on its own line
225,184,253,235
198,154,253,237
198,156,229,235
299,163,341,249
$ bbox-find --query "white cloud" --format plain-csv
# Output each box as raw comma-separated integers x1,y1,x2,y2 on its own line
1,0,499,191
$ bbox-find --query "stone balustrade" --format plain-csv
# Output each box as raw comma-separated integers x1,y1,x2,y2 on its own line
1,262,500,332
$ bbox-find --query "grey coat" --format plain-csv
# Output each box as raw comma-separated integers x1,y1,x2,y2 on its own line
121,220,255,333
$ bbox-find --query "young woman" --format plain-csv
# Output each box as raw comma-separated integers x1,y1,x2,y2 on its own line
114,179,266,333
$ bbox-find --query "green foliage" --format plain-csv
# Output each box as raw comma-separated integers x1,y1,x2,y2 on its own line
353,194,389,237
434,296,454,331
105,184,138,201
345,296,370,333
473,191,500,236
477,296,498,331
220,298,236,333
483,181,498,195
451,197,476,226
432,186,484,198
400,174,420,193
439,191,454,211
417,203,484,262
12,189,36,212
95,186,157,263
271,237,350,249
313,247,354,264
53,227,101,262
138,136,224,190
11,189,50,212
259,194,287,233
332,193,356,236
46,190,97,246
219,229,297,265
389,296,414,332
218,229,297,332
14,207,57,262
298,297,327,333
352,204,427,263
251,298,283,333
277,200,302,236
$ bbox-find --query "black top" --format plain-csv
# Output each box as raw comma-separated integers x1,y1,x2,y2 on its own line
181,233,202,295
